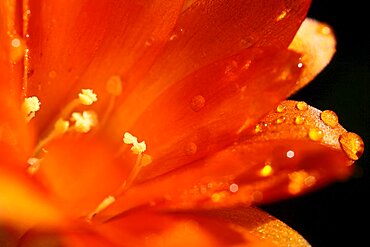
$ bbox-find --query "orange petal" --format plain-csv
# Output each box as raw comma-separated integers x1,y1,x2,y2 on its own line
94,207,310,247
100,101,361,217
112,48,303,182
0,166,64,229
109,0,311,136
34,135,129,218
25,0,184,133
288,18,336,93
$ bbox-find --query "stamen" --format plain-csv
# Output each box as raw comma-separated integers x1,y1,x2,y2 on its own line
86,195,116,222
123,132,146,154
70,111,98,133
21,96,41,122
99,76,122,128
78,89,98,106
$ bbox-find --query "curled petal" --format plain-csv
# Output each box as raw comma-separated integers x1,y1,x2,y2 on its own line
100,101,361,216
289,18,336,93
94,207,310,247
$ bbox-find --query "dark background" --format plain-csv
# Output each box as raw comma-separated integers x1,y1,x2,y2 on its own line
262,0,369,246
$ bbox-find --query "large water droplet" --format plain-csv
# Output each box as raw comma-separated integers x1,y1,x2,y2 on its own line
339,132,364,160
190,95,205,112
321,110,338,128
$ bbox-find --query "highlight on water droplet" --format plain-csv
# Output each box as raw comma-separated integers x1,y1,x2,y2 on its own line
276,104,285,113
286,150,295,158
339,132,364,161
320,110,339,128
308,128,323,141
190,95,205,112
229,183,239,193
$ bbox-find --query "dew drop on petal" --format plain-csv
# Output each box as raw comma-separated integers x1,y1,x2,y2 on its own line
10,37,25,62
294,116,305,125
321,110,339,128
275,116,286,124
296,101,308,111
276,104,285,113
260,162,273,177
339,132,364,160
308,128,323,141
184,142,197,156
190,95,205,112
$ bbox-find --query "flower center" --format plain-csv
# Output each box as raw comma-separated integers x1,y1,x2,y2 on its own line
22,77,152,220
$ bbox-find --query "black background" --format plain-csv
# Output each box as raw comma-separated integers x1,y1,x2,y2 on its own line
262,0,369,246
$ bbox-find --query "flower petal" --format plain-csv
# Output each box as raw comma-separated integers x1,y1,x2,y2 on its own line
118,48,303,181
109,0,311,137
0,166,64,229
34,135,129,218
26,0,184,132
288,18,336,93
95,207,310,247
100,101,361,216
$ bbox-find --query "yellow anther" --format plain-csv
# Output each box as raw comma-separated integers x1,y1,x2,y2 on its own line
123,132,146,154
54,118,70,135
78,89,97,105
106,76,122,96
21,96,41,122
123,132,138,144
131,141,146,155
70,111,98,133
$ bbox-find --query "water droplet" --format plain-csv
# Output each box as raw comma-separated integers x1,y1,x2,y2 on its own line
339,132,364,160
190,95,205,112
229,183,239,193
320,110,338,128
288,170,308,194
275,116,286,124
294,116,305,125
308,128,323,141
297,62,303,68
184,142,197,155
276,104,285,113
254,124,263,133
211,192,225,203
296,101,308,111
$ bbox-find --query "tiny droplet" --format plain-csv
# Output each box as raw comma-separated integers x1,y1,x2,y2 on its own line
294,116,305,125
276,104,285,113
275,116,286,124
286,150,295,158
296,101,308,111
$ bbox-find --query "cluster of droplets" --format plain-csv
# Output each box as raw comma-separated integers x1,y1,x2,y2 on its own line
254,101,364,161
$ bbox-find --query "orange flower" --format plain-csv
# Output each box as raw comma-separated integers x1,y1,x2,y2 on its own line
0,1,364,246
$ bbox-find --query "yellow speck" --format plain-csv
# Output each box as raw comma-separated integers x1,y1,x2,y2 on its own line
276,10,287,21
275,116,285,124
211,192,224,203
308,128,323,141
78,89,97,105
106,76,122,96
21,96,41,122
296,101,308,111
260,163,273,177
321,110,339,128
255,123,263,133
70,111,98,133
